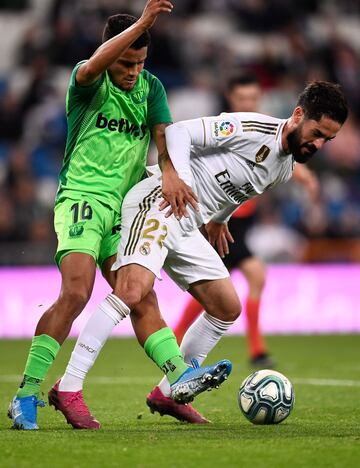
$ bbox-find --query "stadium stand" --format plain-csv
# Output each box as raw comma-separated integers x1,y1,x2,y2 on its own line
0,0,359,264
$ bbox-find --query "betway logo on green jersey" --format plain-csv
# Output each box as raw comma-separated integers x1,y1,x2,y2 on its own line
96,113,147,140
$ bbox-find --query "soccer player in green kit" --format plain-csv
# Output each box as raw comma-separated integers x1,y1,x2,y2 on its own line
9,0,232,430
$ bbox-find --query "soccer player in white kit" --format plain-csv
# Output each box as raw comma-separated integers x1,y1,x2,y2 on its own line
54,81,348,426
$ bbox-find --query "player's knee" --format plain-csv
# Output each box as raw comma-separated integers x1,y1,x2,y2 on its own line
113,265,154,310
60,288,91,316
113,282,145,310
225,299,241,322
223,290,242,321
122,292,143,310
208,296,241,322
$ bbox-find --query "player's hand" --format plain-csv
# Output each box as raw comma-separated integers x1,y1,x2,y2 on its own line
205,221,234,258
160,168,199,220
139,0,174,30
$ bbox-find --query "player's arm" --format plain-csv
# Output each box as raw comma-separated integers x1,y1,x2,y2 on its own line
164,119,205,184
153,124,196,218
161,116,238,218
165,115,239,183
159,146,199,220
159,118,207,218
292,164,320,201
152,123,169,163
152,124,180,192
76,0,173,86
146,74,199,220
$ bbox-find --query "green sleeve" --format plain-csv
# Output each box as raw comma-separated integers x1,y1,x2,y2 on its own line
146,75,172,129
67,61,105,112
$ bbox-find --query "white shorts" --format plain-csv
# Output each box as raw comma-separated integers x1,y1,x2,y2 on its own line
112,175,229,291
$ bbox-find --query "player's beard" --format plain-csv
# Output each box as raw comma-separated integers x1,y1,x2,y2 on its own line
287,123,317,163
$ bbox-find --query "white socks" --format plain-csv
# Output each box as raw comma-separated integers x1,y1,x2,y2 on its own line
59,294,130,392
59,299,234,395
158,312,234,397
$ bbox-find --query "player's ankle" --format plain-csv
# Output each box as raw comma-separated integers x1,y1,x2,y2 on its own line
58,374,84,392
16,375,42,398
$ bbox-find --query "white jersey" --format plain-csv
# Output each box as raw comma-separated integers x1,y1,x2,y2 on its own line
165,112,295,231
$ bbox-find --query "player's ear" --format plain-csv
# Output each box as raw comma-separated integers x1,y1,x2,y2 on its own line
293,106,304,124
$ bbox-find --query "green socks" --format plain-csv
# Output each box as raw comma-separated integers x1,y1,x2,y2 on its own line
144,327,188,384
17,329,186,397
16,334,61,398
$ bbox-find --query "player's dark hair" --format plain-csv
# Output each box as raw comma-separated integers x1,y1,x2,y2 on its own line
297,81,348,125
226,72,260,92
102,14,151,48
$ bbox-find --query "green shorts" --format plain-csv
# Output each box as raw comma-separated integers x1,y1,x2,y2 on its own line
54,195,121,268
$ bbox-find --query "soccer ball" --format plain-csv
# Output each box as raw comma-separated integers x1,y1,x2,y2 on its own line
238,369,295,424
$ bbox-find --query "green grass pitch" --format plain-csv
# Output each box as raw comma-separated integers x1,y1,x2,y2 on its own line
1,335,359,467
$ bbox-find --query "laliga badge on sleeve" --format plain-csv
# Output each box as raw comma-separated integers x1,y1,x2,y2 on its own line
211,120,236,139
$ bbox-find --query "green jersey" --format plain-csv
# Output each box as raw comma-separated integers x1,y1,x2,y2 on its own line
57,61,172,212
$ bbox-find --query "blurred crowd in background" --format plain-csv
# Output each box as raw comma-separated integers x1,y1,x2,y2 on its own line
0,0,359,265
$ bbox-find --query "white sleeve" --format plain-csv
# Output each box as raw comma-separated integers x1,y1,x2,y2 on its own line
165,114,240,185
211,204,238,224
165,119,204,185
201,115,240,148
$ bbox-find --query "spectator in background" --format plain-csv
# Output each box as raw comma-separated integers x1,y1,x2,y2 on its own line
5,147,53,243
0,193,15,242
173,73,319,368
0,86,23,143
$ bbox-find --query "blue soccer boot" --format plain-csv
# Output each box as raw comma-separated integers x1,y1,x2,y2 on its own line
8,395,45,430
171,358,232,404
